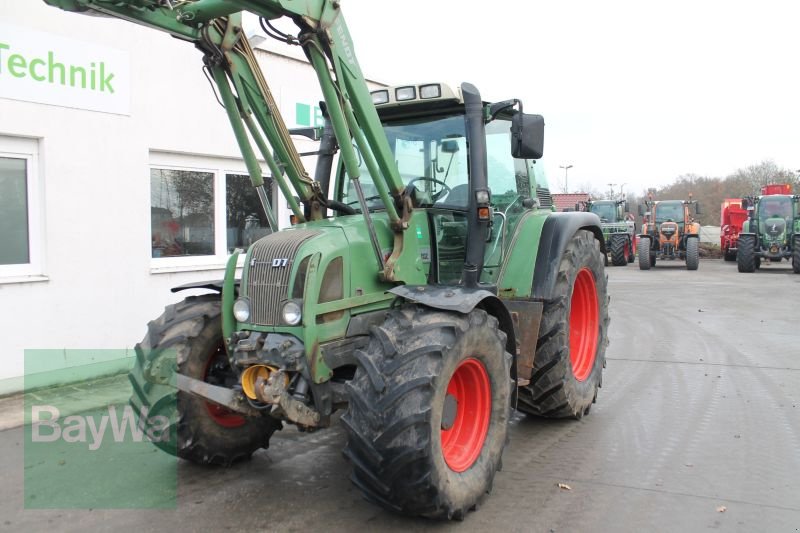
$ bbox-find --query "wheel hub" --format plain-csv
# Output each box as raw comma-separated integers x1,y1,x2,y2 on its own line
569,268,600,382
440,358,491,472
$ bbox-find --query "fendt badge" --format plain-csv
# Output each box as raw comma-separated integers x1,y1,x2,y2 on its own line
271,258,290,268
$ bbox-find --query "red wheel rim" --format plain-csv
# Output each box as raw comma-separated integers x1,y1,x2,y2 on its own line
440,358,491,472
203,349,247,428
569,268,600,382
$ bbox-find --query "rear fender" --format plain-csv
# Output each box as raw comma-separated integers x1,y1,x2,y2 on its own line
531,212,604,301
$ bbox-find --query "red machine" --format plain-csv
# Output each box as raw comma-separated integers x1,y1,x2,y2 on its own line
721,199,747,261
761,183,793,195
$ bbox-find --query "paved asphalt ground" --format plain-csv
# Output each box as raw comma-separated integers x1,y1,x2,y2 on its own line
1,259,798,532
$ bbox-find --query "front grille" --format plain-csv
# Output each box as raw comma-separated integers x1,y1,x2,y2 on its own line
536,187,553,208
247,229,320,325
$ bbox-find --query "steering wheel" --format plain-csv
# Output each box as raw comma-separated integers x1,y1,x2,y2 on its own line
407,177,451,202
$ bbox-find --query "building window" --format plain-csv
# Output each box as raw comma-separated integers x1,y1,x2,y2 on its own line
149,156,273,269
150,169,215,258
0,157,29,265
0,136,42,280
226,173,272,253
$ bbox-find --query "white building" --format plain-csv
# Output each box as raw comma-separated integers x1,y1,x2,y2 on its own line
0,1,382,394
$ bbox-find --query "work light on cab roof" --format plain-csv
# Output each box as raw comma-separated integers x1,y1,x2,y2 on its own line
370,83,457,107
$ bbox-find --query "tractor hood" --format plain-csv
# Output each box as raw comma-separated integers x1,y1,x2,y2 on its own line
240,213,429,328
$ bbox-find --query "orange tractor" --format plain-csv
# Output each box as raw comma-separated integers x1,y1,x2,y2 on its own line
638,197,702,270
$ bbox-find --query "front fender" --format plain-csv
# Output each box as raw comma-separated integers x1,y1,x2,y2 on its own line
387,285,516,357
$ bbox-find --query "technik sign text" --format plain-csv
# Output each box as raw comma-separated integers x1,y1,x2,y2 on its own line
0,24,130,115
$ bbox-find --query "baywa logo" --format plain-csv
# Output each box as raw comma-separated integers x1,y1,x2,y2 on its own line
0,41,116,93
31,404,169,450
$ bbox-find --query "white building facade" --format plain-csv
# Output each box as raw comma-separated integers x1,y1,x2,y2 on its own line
0,1,381,393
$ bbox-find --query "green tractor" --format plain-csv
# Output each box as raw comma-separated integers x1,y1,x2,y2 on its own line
579,199,635,266
46,0,610,520
737,186,800,273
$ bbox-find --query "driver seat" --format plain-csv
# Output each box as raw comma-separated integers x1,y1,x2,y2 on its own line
439,184,469,208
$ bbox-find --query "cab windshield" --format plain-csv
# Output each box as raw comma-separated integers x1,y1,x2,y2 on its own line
341,114,468,210
655,202,683,223
590,203,616,222
758,197,792,222
339,114,523,211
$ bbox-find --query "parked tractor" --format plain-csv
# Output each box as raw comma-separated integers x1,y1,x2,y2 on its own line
737,184,800,273
720,199,747,262
578,199,636,266
637,197,702,270
47,0,610,520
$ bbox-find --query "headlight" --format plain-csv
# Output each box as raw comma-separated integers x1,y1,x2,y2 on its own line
282,300,302,326
233,298,251,323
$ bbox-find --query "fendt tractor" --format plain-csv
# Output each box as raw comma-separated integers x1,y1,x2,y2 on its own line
46,0,609,519
720,198,747,262
737,183,800,273
638,196,702,270
579,199,636,266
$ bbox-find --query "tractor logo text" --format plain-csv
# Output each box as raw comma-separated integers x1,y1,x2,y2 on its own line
335,20,355,66
271,258,290,268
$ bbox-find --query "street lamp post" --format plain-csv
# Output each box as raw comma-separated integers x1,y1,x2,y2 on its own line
559,164,573,193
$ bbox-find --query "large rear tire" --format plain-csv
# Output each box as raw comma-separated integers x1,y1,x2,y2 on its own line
342,306,511,520
129,295,280,465
638,237,651,270
517,230,609,419
686,237,699,270
737,235,756,273
609,234,627,266
793,236,800,274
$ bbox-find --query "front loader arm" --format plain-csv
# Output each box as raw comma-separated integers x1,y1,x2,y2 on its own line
45,0,410,279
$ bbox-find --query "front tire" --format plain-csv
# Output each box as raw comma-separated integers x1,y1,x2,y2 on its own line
793,236,800,274
686,237,699,270
518,230,609,419
609,234,628,266
129,295,280,465
638,237,651,270
342,306,511,520
737,235,756,273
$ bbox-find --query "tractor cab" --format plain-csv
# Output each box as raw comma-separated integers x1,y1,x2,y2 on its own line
589,202,618,223
334,83,549,285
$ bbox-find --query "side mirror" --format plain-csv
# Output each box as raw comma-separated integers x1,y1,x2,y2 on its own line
638,204,645,216
511,113,544,159
694,202,702,215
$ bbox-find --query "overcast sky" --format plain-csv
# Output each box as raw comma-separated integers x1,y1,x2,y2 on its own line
336,0,800,196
